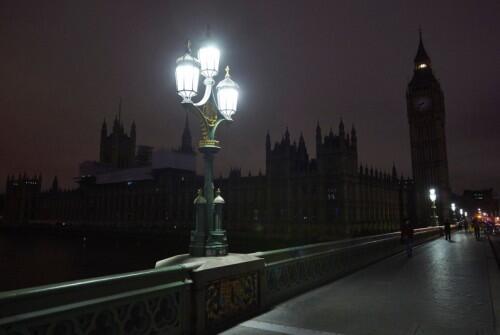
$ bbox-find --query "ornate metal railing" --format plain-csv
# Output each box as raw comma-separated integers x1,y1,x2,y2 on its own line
0,227,442,335
0,263,200,335
252,227,441,307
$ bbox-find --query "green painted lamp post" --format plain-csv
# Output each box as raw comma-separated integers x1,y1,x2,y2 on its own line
429,188,439,226
174,34,240,257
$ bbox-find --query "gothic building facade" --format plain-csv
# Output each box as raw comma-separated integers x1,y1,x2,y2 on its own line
5,34,453,236
4,116,414,236
218,122,414,235
99,102,136,169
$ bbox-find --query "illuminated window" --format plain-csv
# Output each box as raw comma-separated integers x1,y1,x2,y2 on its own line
418,63,427,69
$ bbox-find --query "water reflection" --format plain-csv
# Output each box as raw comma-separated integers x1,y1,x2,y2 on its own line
0,229,298,291
0,230,189,291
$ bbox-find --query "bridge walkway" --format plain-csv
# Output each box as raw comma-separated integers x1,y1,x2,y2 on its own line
222,231,500,335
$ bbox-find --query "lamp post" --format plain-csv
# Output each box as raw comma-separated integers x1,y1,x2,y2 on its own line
451,203,457,224
174,33,240,257
429,188,439,226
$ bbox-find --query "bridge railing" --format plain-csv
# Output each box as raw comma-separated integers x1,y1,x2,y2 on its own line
251,227,441,307
0,262,201,335
0,227,442,335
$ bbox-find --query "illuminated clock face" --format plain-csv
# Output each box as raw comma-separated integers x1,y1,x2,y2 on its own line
413,97,432,111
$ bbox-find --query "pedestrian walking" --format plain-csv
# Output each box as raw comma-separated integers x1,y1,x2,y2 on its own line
401,219,414,258
444,219,451,241
472,217,480,240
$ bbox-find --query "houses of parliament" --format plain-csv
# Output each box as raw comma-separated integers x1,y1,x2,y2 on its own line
3,34,454,236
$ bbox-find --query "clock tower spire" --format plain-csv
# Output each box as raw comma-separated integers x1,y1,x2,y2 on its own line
406,30,451,226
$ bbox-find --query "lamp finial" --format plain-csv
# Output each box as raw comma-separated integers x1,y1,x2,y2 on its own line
225,65,230,77
185,39,192,53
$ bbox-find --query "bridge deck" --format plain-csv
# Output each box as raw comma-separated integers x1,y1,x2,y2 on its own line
223,232,500,335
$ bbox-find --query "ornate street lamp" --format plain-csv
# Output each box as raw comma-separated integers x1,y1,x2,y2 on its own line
451,203,457,224
174,31,240,257
429,188,439,226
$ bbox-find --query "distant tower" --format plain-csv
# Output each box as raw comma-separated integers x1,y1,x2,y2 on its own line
179,114,194,153
406,30,451,225
315,121,322,157
99,99,136,169
265,131,271,173
350,125,357,150
130,121,137,161
100,119,108,162
51,176,59,192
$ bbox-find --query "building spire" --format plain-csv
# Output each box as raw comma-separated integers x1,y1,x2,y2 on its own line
266,130,271,151
339,118,345,137
118,97,122,124
414,28,431,69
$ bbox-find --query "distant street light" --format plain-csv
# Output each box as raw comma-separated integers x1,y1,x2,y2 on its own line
174,30,240,257
450,203,457,224
429,188,439,226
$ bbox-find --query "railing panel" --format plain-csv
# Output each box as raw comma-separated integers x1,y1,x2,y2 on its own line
261,227,441,307
0,281,192,335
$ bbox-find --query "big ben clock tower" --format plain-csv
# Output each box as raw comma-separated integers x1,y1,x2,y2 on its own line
406,31,451,225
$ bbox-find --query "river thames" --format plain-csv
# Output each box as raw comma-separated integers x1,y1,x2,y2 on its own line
0,227,301,291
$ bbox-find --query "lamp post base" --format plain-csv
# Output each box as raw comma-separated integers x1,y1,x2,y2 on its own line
190,231,208,257
206,230,228,256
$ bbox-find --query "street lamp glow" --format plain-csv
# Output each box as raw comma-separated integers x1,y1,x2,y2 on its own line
172,32,243,257
464,211,468,217
459,209,463,215
429,188,436,202
175,43,201,102
451,203,456,211
216,66,240,120
198,45,220,78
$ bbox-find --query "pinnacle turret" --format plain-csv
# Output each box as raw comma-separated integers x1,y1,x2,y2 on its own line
339,118,345,137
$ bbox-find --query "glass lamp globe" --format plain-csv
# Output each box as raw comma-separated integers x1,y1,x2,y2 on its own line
198,44,220,78
175,44,201,102
216,66,240,120
429,188,436,202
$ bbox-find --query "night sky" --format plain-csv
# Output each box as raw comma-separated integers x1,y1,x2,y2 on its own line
1,0,499,194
